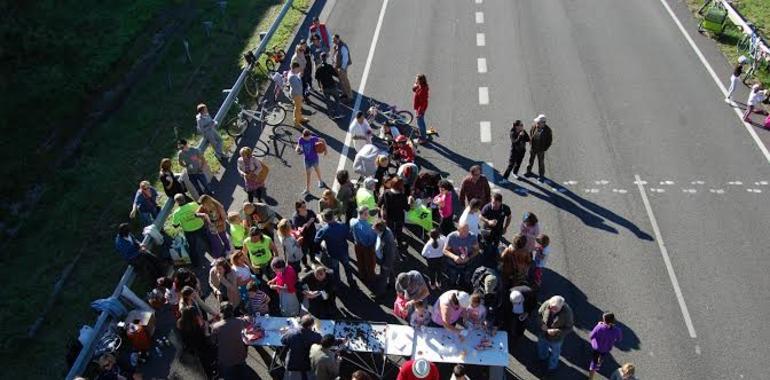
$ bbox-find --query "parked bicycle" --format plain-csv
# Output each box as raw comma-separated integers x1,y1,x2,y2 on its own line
242,47,287,98
736,27,770,84
223,91,286,138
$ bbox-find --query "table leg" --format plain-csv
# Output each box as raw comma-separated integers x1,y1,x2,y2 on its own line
488,365,504,380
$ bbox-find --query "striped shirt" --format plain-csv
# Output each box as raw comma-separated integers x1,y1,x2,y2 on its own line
246,291,270,315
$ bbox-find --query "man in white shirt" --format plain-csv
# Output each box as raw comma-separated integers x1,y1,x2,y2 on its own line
349,111,372,151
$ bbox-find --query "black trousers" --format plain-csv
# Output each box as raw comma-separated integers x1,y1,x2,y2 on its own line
503,150,526,179
526,150,546,177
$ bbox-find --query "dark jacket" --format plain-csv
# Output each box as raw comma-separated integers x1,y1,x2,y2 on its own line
379,228,399,269
315,62,337,89
471,266,502,324
529,123,553,152
281,327,323,371
509,128,530,155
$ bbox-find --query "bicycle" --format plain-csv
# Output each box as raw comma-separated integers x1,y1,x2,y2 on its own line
736,29,770,84
366,103,414,126
223,91,286,138
242,47,287,98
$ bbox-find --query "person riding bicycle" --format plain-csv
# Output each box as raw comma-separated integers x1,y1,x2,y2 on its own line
392,135,416,164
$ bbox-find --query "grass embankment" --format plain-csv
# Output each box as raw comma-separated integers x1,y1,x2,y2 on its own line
686,0,770,87
0,0,310,378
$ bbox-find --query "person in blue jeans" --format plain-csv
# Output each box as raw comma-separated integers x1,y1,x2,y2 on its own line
412,74,430,144
177,139,211,197
314,209,357,289
537,295,574,373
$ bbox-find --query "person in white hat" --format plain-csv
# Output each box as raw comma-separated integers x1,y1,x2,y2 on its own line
725,55,748,105
508,284,535,345
743,83,768,122
525,114,553,181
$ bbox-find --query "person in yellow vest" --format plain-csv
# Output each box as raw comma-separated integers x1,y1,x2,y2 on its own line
227,212,246,251
171,194,208,267
242,227,278,280
355,177,378,217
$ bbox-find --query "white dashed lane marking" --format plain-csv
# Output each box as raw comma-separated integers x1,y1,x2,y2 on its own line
476,33,486,47
479,121,491,143
478,87,489,105
477,58,487,73
475,11,484,24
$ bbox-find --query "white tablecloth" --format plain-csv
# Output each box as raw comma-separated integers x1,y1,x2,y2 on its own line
412,327,508,367
384,324,415,356
243,316,334,347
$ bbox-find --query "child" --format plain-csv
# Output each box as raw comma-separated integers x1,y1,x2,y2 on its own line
409,300,431,328
464,293,487,329
245,281,270,316
268,257,300,316
450,364,470,380
532,234,551,288
520,212,540,250
589,312,624,379
420,229,446,289
393,291,409,320
155,277,179,319
228,212,246,251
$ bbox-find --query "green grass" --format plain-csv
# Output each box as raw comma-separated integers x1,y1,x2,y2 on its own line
735,0,769,39
0,0,310,378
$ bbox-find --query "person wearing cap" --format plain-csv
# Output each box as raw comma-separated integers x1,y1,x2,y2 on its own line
588,312,624,379
308,16,332,51
743,83,769,122
508,284,536,346
459,165,491,208
430,290,471,333
537,295,574,373
397,358,440,380
725,55,748,105
350,205,378,284
281,315,323,380
392,134,416,163
315,209,356,289
177,138,212,197
195,103,227,162
471,265,502,326
299,264,336,318
525,114,553,181
310,334,340,380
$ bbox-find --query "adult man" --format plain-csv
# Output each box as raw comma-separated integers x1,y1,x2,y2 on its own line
350,206,377,284
349,111,373,151
537,295,574,373
310,334,341,380
442,223,479,288
114,223,163,283
314,52,342,119
356,177,378,214
501,120,530,182
526,114,553,181
195,103,226,161
332,34,352,99
480,191,512,245
210,302,248,380
281,315,323,380
289,62,308,127
299,264,336,318
171,194,207,267
177,139,211,197
308,16,331,51
374,220,399,295
458,165,491,207
314,209,356,289
508,285,536,346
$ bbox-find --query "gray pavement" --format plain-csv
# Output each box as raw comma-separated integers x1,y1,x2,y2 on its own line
142,0,770,379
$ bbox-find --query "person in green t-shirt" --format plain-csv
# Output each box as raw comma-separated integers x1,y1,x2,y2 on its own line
172,194,208,267
227,212,246,250
242,227,277,278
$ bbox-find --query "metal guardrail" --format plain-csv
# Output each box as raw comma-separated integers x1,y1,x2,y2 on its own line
64,1,295,378
716,0,770,54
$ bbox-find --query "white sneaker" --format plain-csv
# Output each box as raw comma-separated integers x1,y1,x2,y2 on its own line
301,190,310,196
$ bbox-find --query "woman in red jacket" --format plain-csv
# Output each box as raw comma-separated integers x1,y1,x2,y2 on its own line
412,74,430,144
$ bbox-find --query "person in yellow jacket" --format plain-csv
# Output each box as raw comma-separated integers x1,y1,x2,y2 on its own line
242,227,277,280
355,177,378,216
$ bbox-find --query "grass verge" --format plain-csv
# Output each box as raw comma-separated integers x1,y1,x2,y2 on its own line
0,0,310,378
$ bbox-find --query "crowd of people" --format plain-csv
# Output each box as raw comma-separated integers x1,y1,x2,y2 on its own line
105,15,640,380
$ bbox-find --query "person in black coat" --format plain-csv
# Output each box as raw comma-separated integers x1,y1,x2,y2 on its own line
508,285,537,346
299,265,337,318
501,120,530,182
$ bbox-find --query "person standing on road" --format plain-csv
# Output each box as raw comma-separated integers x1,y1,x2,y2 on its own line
335,170,357,222
743,83,768,122
293,200,318,269
333,34,353,100
281,315,323,380
508,285,536,346
433,180,456,235
195,103,227,161
210,302,249,380
291,43,309,97
525,114,553,181
350,206,378,285
301,40,314,97
308,16,332,51
296,129,328,196
289,62,309,128
242,226,277,280
196,194,230,259
374,220,400,295
299,264,337,318
315,52,343,119
443,223,480,288
537,295,574,373
429,290,471,332
480,191,512,245
459,165,491,208
378,177,410,248
315,209,357,289
610,363,638,380
237,146,266,203
501,120,530,183
588,312,624,379
171,194,207,267
412,74,431,144
500,234,533,288
349,111,374,151
421,229,446,289
177,139,212,197
310,334,341,380
725,55,748,105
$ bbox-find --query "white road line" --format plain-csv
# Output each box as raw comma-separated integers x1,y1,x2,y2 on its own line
477,57,487,73
480,121,491,142
475,11,484,24
478,87,489,105
333,0,389,192
657,0,770,165
475,0,482,4
476,33,486,47
634,174,698,339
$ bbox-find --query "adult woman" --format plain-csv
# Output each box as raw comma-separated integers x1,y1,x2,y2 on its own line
236,147,266,203
318,189,340,217
292,200,318,269
412,74,430,144
196,195,230,258
430,290,470,332
378,177,409,247
299,264,336,318
500,234,532,288
268,257,300,316
433,180,455,235
208,257,240,309
176,305,217,378
276,218,304,274
459,198,485,236
130,180,160,227
242,227,278,279
374,155,390,194
159,158,188,200
230,250,253,303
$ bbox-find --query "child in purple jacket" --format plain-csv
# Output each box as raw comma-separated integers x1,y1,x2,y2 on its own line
589,312,623,379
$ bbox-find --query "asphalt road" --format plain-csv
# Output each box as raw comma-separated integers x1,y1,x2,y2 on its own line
143,0,770,379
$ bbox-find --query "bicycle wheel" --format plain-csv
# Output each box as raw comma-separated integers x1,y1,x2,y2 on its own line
226,115,249,138
262,104,287,126
253,139,270,158
394,110,414,125
737,35,751,53
243,72,260,98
